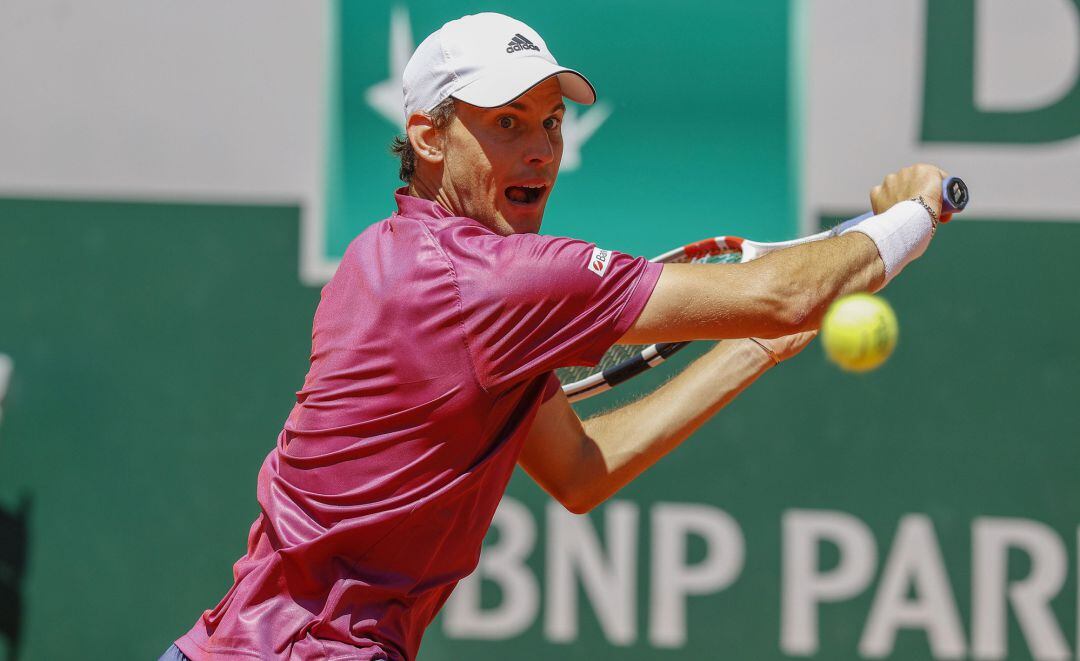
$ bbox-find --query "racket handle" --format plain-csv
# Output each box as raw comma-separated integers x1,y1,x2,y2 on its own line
599,341,689,390
655,341,690,358
939,176,969,223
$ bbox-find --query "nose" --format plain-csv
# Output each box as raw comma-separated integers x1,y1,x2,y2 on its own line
524,124,555,166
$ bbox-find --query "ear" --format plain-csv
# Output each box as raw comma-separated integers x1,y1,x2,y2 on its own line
406,112,446,165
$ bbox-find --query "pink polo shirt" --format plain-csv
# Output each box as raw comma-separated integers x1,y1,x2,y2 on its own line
176,190,662,660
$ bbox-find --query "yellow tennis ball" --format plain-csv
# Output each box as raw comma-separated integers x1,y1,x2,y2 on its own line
821,293,898,372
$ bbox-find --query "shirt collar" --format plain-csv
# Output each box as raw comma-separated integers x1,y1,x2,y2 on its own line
394,187,454,220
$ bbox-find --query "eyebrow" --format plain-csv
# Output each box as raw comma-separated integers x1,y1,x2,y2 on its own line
505,101,566,113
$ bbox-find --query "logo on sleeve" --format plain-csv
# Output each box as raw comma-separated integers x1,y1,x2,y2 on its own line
587,247,612,277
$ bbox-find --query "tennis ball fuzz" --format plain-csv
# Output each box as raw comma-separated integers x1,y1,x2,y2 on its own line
821,293,898,372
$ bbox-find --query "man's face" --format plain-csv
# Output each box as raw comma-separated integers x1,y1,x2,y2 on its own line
438,78,565,234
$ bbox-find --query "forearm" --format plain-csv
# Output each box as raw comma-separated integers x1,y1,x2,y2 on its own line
626,233,882,345
749,232,884,336
756,197,937,335
571,339,774,512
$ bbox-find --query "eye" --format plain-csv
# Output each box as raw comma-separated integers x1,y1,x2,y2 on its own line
498,116,515,129
543,116,561,130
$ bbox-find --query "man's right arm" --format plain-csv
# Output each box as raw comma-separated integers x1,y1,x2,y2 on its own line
623,232,884,342
621,163,946,344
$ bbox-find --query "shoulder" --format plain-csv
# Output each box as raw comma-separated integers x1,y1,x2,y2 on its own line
438,228,597,273
440,230,602,295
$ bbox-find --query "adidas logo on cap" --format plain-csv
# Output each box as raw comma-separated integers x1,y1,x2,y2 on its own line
506,33,541,53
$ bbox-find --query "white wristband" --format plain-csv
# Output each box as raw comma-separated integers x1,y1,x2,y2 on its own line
840,200,933,284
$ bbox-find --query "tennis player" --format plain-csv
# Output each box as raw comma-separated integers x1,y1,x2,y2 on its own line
164,12,946,661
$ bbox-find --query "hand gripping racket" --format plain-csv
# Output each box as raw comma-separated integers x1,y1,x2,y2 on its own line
557,176,969,402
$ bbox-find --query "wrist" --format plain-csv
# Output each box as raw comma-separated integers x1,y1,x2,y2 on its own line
840,199,933,284
908,195,939,235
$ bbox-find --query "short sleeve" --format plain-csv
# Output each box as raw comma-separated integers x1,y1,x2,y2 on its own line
449,231,663,392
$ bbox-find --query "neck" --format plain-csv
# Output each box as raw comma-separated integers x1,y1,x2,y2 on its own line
408,175,455,217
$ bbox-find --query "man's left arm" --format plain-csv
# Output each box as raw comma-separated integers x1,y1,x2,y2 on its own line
518,332,814,514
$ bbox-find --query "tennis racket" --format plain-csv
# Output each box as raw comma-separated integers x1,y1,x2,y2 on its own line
557,176,969,402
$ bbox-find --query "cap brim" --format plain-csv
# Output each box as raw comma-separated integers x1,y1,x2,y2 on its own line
451,56,596,108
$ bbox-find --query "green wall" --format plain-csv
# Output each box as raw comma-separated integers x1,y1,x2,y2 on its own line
0,200,318,659
5,202,1079,660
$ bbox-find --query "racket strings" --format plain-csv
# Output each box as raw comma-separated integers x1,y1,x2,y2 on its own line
555,249,742,387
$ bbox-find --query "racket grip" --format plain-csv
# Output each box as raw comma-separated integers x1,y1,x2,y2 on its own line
655,341,690,358
939,176,969,223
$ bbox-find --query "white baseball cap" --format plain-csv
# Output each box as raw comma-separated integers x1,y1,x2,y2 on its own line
402,12,596,121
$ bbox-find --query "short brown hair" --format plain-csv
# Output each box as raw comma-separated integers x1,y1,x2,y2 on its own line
390,98,457,183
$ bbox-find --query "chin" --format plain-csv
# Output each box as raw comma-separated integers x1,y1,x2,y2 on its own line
512,214,544,234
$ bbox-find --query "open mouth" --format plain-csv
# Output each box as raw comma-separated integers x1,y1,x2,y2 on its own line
504,184,547,206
